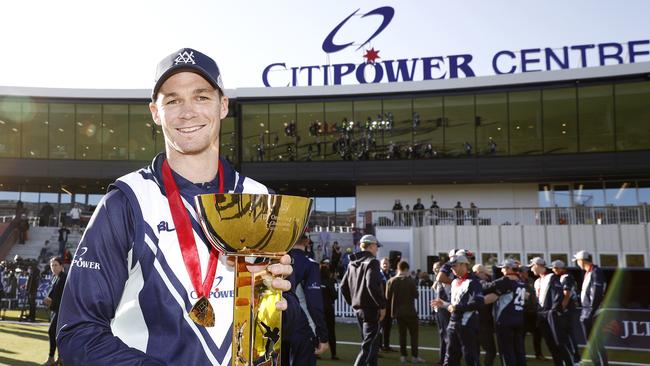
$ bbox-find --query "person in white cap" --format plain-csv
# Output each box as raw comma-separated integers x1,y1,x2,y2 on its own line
573,250,608,366
551,260,581,363
341,234,387,366
529,257,574,366
431,255,484,366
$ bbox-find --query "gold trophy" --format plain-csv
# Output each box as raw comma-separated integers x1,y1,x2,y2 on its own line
194,193,313,366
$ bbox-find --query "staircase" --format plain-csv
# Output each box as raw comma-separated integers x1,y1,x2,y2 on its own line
4,227,82,261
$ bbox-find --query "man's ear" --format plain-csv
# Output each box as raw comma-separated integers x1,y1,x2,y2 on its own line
149,102,161,126
220,95,229,119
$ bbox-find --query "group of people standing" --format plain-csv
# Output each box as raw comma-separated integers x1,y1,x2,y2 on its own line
392,198,480,226
430,249,607,366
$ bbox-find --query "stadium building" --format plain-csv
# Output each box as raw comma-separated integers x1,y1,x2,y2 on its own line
1,5,650,273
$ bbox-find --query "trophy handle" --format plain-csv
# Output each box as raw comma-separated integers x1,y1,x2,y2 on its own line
232,256,283,366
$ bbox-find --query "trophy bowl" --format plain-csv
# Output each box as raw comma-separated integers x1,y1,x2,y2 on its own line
195,193,313,366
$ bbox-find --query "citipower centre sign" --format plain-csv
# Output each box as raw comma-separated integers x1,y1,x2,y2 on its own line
261,5,650,87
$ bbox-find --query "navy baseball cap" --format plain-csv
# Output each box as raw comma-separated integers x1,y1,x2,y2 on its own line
152,48,225,101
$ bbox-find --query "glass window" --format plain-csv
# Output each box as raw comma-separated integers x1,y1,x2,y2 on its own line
543,87,577,154
296,102,324,161
154,123,165,155
599,254,619,267
268,104,296,162
241,104,268,162
625,254,645,267
74,193,86,205
578,85,614,152
574,182,605,206
88,194,104,206
0,99,21,158
0,184,20,217
638,180,650,205
20,187,40,217
538,184,553,208
605,181,637,206
509,91,542,155
412,96,443,158
444,95,475,156
325,101,353,161
75,104,102,160
49,103,75,159
128,104,157,161
615,81,650,151
102,104,128,160
504,252,521,261
59,186,72,219
380,98,412,158
22,102,48,158
315,197,335,214
550,253,568,264
476,93,508,156
481,252,499,266
220,116,237,165
526,253,544,263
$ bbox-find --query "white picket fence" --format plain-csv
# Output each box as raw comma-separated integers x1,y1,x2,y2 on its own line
333,284,435,321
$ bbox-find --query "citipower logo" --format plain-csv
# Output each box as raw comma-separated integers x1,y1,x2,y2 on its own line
261,5,475,87
321,6,394,53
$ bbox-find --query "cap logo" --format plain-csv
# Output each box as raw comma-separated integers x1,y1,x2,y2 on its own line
174,50,196,65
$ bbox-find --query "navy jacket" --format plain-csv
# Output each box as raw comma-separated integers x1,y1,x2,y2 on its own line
340,251,386,318
580,265,606,320
483,276,525,328
449,273,484,326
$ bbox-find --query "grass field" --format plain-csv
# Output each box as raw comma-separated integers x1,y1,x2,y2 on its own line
0,312,648,365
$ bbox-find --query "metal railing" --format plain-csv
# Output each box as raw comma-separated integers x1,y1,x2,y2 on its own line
334,283,435,321
369,205,650,227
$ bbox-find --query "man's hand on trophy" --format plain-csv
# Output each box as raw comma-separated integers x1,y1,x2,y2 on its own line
267,254,293,311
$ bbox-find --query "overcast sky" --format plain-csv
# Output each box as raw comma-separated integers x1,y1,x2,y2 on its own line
0,0,647,90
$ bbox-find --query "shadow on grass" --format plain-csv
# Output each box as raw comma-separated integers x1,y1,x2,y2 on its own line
0,327,49,341
0,355,40,366
0,348,18,354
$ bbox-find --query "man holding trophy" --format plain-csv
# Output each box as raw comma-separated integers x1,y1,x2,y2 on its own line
57,48,308,366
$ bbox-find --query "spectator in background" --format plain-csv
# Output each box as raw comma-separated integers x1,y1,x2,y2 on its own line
417,272,433,288
431,261,451,365
320,259,339,360
404,204,412,226
469,202,479,225
454,202,464,226
331,242,342,276
520,267,545,360
392,199,404,226
58,225,71,258
379,258,395,352
18,213,29,244
341,248,353,279
24,264,40,322
341,235,387,366
386,260,424,363
68,203,82,233
39,202,54,227
42,257,67,366
413,198,425,226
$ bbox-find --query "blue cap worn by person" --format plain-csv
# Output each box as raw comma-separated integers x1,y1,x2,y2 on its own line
360,234,382,247
527,256,546,267
152,48,225,101
572,250,593,262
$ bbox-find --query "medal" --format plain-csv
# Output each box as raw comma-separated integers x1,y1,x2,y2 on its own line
162,158,224,327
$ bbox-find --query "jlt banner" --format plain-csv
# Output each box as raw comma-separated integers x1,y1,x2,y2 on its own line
601,308,650,351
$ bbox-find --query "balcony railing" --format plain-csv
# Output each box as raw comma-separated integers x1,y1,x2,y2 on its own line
368,205,650,227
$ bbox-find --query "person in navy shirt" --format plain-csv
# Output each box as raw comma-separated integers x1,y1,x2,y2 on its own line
529,257,573,366
431,254,484,366
574,250,608,366
483,258,526,366
283,234,329,365
551,259,582,364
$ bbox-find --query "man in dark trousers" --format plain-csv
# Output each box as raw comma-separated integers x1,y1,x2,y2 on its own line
412,198,425,226
431,254,484,366
379,257,395,352
473,264,497,366
431,260,451,365
283,234,329,366
574,250,608,366
386,260,425,363
58,225,70,258
552,259,582,364
341,234,387,366
483,259,527,366
520,267,544,360
320,259,339,360
25,264,40,322
529,257,574,366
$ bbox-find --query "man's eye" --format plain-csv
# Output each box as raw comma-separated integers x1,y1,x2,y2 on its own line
166,99,179,105
197,96,210,101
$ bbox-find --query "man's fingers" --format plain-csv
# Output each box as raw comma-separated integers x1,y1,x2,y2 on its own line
268,263,293,277
271,278,291,292
279,254,292,265
275,299,287,311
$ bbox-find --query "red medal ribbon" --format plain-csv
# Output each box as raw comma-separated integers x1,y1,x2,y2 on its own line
161,159,223,300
